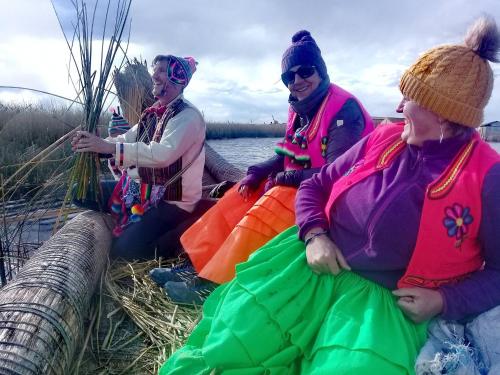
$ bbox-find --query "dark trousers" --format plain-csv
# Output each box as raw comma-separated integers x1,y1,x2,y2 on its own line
74,180,192,261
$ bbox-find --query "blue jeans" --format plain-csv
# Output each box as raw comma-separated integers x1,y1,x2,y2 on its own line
416,305,500,374
73,180,191,260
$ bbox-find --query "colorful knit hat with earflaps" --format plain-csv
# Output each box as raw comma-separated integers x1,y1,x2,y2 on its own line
167,56,197,86
108,107,130,137
399,16,500,128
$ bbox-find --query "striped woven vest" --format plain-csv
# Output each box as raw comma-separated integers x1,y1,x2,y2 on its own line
136,99,188,201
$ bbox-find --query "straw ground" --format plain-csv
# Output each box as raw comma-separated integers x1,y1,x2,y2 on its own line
73,259,202,374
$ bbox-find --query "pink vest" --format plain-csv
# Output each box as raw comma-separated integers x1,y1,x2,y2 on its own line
324,123,500,289
276,84,374,171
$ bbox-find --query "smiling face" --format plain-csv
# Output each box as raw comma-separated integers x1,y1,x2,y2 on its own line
286,65,322,101
151,60,183,105
399,98,445,146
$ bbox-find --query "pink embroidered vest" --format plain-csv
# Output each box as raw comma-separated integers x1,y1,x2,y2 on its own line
324,123,500,289
276,84,373,171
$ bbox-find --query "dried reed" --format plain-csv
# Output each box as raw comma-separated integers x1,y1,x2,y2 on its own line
73,259,201,374
113,58,155,125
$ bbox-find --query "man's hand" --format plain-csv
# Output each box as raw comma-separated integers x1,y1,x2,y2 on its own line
72,131,115,154
305,231,351,275
392,287,444,323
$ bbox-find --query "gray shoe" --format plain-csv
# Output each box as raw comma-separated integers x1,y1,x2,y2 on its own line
164,277,217,305
149,263,196,286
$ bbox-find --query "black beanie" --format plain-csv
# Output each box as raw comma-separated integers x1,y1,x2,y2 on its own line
281,30,329,80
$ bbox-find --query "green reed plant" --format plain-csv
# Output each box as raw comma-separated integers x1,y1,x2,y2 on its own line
0,101,113,285
52,0,131,204
0,103,114,194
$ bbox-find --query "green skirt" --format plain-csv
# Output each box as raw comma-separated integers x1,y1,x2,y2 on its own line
160,226,428,375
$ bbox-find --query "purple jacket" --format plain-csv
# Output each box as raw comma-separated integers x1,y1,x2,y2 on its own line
296,130,500,321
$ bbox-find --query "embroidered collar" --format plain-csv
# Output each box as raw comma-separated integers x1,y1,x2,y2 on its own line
147,94,185,117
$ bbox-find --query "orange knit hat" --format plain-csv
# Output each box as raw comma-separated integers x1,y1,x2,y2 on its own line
400,16,499,127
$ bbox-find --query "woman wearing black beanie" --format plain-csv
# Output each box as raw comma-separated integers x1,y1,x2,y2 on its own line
157,30,374,305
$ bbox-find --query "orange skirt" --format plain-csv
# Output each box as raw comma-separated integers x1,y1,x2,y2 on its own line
181,185,297,284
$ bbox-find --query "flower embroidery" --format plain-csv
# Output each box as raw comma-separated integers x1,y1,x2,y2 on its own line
443,203,473,241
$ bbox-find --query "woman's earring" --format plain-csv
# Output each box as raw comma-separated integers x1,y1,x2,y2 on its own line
438,117,447,144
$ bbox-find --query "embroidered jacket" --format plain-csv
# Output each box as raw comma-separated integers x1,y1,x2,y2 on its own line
323,123,500,289
110,94,206,211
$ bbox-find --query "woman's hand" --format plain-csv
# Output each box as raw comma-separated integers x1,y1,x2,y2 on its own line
305,230,351,275
71,131,115,154
238,184,253,201
392,287,444,323
264,175,276,192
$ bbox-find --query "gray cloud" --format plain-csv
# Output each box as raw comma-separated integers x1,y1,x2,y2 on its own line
127,0,500,122
1,0,500,123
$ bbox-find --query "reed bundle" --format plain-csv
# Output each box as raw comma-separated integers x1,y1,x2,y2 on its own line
113,58,155,126
51,0,132,203
0,211,113,375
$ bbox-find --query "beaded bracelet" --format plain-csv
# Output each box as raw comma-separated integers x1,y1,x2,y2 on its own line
118,143,124,167
304,230,328,246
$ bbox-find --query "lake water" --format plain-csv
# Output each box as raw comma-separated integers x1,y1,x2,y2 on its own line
208,138,500,170
491,142,500,154
208,137,281,170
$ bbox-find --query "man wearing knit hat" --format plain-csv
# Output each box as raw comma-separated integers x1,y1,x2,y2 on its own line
72,54,206,260
271,29,373,188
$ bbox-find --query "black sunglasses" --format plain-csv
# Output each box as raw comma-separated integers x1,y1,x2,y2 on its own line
281,65,316,86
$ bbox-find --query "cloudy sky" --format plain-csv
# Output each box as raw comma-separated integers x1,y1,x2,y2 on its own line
1,0,499,124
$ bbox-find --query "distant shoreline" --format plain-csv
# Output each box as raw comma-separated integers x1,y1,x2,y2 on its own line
206,122,284,139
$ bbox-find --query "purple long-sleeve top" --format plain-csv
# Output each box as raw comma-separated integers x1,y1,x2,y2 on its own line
296,129,500,321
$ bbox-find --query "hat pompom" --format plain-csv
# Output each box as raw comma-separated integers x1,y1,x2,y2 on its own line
108,109,130,137
292,30,312,43
464,15,499,62
183,56,198,75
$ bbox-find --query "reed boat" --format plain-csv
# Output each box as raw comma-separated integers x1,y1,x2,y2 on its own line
0,144,244,375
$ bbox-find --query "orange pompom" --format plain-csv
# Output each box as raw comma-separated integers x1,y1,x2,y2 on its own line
131,204,144,215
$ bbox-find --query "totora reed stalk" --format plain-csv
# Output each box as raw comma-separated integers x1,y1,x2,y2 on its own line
52,0,132,204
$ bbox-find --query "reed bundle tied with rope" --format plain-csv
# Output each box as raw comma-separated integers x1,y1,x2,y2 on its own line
0,211,113,375
204,143,245,183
